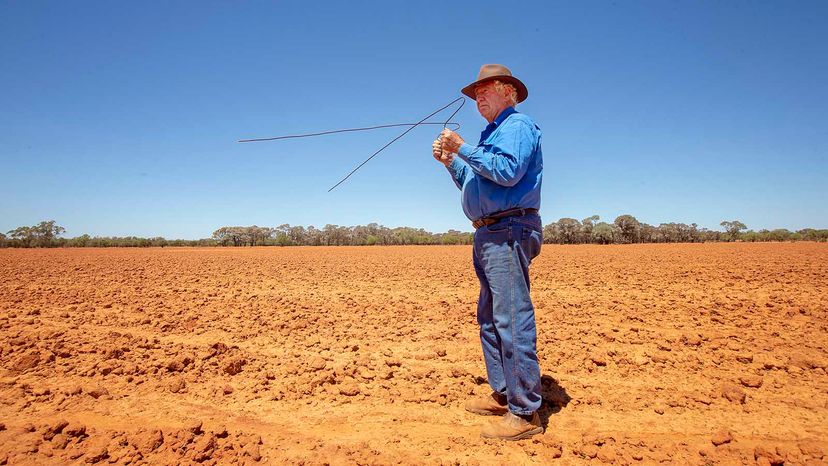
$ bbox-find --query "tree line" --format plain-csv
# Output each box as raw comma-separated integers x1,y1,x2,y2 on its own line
542,216,826,244
1,217,826,248
210,224,473,247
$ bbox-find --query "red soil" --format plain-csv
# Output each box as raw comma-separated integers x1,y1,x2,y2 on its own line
0,243,826,465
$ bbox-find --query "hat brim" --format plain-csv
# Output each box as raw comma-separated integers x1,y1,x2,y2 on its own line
461,75,528,103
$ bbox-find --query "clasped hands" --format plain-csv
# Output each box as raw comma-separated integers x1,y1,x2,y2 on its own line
432,129,465,167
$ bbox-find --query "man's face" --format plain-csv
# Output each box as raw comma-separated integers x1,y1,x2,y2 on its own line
474,81,511,123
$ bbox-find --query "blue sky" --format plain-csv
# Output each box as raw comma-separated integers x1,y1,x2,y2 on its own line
1,1,825,238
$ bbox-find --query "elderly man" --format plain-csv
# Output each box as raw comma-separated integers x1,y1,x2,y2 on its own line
433,64,544,441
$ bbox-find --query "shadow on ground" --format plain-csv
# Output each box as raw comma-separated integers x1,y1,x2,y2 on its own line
539,374,572,428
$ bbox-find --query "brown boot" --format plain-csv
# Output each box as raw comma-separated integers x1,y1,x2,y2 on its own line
480,412,543,441
464,392,508,416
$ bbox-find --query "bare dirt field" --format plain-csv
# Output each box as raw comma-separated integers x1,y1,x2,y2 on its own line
0,243,826,465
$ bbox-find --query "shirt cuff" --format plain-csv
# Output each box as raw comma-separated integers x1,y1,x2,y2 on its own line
457,143,475,160
445,157,462,177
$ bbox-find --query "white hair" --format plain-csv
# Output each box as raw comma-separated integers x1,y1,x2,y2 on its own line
493,80,518,106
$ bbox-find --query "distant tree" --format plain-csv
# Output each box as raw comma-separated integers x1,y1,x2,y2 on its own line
149,237,167,247
614,215,641,243
689,223,701,242
210,226,275,246
797,228,816,241
542,223,559,244
365,223,381,242
655,223,675,243
285,225,305,245
797,228,828,242
377,225,394,245
674,223,693,243
591,222,617,244
274,233,292,246
639,222,657,243
555,218,582,244
33,220,65,247
0,232,6,248
581,215,600,243
766,229,792,242
720,220,747,241
212,227,245,246
212,227,230,246
69,234,91,247
7,226,35,247
323,224,350,246
741,230,759,242
391,226,433,245
700,228,721,242
304,226,323,246
349,224,371,245
249,226,275,246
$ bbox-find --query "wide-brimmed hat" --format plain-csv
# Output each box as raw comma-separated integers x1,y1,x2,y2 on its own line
461,64,528,103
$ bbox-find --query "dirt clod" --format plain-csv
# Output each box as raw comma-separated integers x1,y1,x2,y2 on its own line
720,383,747,404
169,376,186,393
223,358,246,376
739,375,763,388
87,387,109,399
712,430,733,446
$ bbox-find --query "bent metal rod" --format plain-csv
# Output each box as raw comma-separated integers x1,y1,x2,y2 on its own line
238,97,466,192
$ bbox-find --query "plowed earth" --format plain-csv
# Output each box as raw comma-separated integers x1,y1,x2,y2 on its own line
0,243,826,465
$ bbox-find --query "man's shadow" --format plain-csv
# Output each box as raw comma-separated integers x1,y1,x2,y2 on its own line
539,375,571,428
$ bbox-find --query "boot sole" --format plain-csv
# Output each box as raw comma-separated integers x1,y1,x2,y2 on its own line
481,426,544,441
464,407,508,416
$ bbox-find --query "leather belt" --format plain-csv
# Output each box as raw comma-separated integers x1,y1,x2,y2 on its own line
472,208,539,230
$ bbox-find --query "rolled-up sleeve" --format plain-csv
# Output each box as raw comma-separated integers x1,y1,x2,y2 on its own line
456,120,535,187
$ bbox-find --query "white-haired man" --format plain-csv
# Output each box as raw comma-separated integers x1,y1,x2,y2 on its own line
433,64,544,440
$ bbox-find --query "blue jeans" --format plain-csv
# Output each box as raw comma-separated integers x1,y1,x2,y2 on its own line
472,213,543,415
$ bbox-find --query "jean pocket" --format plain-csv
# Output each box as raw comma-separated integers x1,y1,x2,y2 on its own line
485,220,510,233
513,219,542,234
520,226,543,259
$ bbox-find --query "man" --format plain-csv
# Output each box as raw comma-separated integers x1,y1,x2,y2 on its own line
432,64,544,441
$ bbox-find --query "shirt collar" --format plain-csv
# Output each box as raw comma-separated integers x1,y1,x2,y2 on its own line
479,106,517,143
493,106,517,126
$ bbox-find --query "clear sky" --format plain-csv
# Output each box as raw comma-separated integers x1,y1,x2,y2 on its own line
1,1,826,239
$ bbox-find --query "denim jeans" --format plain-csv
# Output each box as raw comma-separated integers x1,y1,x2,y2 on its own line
472,213,543,415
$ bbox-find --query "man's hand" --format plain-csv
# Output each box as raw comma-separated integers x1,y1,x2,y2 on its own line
439,129,464,154
432,138,454,167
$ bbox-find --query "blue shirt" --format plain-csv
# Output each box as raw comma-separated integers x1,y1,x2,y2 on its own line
446,107,543,221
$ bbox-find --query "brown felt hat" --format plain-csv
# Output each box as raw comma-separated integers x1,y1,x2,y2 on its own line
461,64,528,103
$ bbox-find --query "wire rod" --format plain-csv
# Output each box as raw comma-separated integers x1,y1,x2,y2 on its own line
236,96,466,192
327,97,465,192
238,122,460,143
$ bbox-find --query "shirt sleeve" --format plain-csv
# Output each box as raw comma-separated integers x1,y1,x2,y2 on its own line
456,119,536,187
445,156,471,190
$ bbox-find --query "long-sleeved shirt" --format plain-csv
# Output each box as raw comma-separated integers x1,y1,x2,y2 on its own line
445,106,543,221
